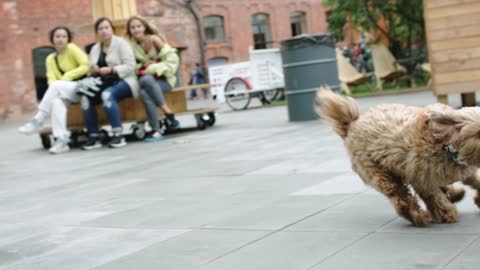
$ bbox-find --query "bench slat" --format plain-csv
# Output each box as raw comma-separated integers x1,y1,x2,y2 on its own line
67,90,187,127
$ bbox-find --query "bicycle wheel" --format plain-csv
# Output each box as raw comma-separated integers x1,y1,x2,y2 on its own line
224,77,251,110
261,89,280,103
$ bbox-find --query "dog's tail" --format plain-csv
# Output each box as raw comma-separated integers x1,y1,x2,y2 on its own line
315,86,359,138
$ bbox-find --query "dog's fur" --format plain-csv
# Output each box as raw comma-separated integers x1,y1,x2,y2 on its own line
316,87,480,226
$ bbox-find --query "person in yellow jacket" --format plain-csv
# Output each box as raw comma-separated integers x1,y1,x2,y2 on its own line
18,26,89,154
126,16,180,142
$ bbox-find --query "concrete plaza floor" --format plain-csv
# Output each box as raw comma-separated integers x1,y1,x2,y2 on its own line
1,90,479,270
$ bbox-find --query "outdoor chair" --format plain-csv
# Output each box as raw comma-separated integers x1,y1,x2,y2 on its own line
370,43,407,90
336,48,374,95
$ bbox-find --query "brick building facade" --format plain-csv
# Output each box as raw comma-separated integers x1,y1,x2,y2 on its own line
0,0,327,121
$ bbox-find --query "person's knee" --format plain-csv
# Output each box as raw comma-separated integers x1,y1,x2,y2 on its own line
44,81,63,98
49,80,63,90
51,98,66,108
139,89,149,99
139,75,155,87
101,91,113,109
80,96,91,110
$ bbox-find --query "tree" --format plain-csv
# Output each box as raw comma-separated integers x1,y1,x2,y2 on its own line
181,0,208,81
324,0,425,59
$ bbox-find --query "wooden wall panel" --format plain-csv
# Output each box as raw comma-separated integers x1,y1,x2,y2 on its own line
91,0,136,21
428,15,480,31
425,0,479,9
424,0,480,95
434,58,480,73
427,3,480,19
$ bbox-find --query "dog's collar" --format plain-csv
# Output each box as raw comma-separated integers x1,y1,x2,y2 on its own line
445,144,468,166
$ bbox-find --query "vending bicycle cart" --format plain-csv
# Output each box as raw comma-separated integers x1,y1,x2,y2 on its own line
208,47,285,110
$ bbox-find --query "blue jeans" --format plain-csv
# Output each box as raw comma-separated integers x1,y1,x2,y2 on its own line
81,80,132,136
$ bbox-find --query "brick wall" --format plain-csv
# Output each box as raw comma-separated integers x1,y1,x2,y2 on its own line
196,0,327,63
0,0,93,120
0,0,328,121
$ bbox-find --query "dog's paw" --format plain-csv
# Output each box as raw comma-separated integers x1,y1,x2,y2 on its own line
474,194,480,208
431,208,459,223
409,209,432,226
441,185,465,203
447,188,465,203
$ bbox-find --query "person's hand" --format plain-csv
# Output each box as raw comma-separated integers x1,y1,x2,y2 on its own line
143,60,156,68
90,65,100,75
98,67,113,76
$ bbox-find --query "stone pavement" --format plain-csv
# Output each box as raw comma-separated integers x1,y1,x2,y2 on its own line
0,90,479,270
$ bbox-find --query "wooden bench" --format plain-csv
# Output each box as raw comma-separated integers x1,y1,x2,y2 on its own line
38,83,217,148
66,83,214,128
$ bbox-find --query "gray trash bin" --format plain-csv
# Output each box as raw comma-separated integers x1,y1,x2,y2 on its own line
281,34,340,121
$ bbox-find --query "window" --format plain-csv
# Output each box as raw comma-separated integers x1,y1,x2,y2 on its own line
207,57,228,66
290,11,307,37
251,13,272,49
203,16,225,42
32,46,55,101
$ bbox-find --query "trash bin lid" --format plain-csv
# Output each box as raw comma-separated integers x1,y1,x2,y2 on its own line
280,33,336,50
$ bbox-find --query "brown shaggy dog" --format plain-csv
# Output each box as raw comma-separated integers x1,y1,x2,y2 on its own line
316,87,480,226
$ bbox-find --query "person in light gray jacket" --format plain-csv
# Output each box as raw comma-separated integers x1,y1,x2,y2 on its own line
80,17,139,150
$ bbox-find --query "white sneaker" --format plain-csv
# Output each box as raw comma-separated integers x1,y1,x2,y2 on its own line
49,140,70,154
18,121,40,135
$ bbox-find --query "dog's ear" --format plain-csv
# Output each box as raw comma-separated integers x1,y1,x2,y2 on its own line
431,111,460,126
429,103,457,123
430,109,461,143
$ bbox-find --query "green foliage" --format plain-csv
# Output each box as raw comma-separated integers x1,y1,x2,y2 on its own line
324,0,425,58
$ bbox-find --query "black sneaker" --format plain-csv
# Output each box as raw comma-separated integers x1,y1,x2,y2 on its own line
167,119,180,129
82,136,102,150
165,114,180,130
108,135,127,148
